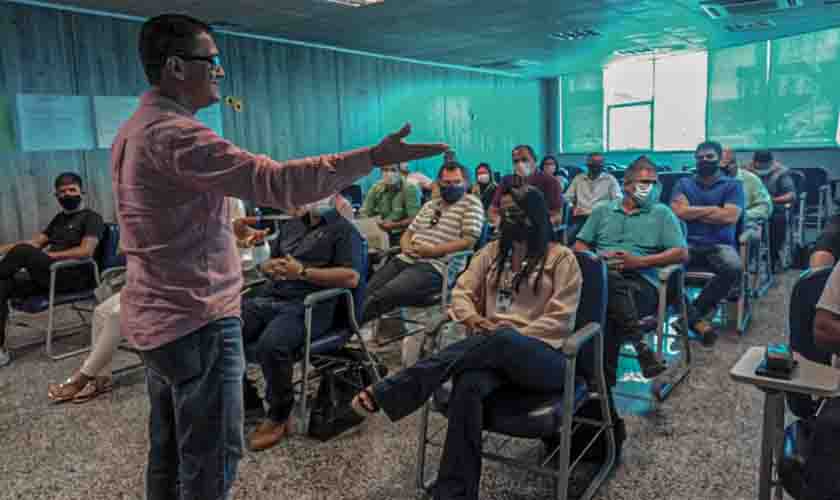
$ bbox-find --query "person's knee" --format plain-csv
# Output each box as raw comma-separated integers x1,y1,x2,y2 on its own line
256,331,295,364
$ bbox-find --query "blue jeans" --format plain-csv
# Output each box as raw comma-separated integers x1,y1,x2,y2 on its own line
372,328,567,500
142,317,245,500
241,296,336,423
687,244,742,323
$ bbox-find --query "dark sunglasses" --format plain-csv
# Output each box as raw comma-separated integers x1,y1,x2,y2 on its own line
178,54,222,69
430,209,442,227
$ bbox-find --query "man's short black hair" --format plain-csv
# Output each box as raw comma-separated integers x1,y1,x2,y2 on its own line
696,141,723,158
139,14,213,85
54,172,83,191
437,161,469,186
512,144,536,161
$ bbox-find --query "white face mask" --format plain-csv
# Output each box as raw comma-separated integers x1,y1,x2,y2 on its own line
477,173,490,184
514,160,532,177
383,171,400,185
304,197,334,216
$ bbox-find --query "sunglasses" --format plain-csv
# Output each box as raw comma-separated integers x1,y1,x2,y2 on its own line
178,54,222,69
430,209,442,227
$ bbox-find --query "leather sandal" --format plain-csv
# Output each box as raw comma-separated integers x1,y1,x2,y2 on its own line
48,371,89,403
72,377,113,404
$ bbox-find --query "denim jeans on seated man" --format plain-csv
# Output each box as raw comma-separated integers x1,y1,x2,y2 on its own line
143,317,244,500
686,244,742,335
241,296,336,423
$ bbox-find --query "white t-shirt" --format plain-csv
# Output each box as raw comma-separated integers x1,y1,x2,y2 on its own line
226,198,270,270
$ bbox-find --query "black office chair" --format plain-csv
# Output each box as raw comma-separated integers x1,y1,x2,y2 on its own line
340,184,364,215
780,266,833,499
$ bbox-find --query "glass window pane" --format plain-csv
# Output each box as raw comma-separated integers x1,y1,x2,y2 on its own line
768,28,840,148
609,104,652,151
707,41,769,149
604,55,654,105
653,51,708,151
562,70,604,153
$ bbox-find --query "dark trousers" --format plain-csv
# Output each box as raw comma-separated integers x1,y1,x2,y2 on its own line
566,214,589,245
361,257,442,324
372,328,567,500
241,296,335,423
687,244,742,323
0,244,79,345
769,212,787,268
604,271,658,387
142,317,244,500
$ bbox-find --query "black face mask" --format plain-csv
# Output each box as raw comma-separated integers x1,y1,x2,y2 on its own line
587,164,603,177
696,160,720,178
58,195,82,211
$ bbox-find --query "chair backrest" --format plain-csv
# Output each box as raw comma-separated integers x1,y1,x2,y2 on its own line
97,223,125,270
340,184,364,209
788,170,806,202
332,227,369,331
657,172,692,204
787,266,833,418
562,165,586,181
573,251,609,380
793,167,828,207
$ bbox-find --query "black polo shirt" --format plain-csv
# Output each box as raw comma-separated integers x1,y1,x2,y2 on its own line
269,209,361,300
43,209,105,253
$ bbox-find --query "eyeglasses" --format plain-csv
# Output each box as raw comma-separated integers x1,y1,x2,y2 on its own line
430,209,442,227
178,54,222,69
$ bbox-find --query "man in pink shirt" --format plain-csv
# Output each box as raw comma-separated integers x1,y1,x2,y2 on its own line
115,14,446,500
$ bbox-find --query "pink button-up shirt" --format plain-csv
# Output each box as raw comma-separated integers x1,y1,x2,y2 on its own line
112,89,373,350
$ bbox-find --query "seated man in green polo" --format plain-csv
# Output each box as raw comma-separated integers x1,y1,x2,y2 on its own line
360,162,422,246
574,156,688,384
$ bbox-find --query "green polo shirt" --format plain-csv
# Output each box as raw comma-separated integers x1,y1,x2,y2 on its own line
577,199,687,285
360,180,421,225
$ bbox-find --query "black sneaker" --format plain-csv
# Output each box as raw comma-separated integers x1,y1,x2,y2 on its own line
635,344,667,379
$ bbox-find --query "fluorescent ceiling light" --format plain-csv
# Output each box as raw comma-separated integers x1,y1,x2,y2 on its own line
322,0,384,7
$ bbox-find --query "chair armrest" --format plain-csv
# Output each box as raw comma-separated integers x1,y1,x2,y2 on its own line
561,322,601,357
656,264,682,281
50,257,95,272
100,266,126,283
303,288,351,308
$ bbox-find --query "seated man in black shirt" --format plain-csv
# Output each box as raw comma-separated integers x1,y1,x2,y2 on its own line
0,172,105,367
243,197,363,451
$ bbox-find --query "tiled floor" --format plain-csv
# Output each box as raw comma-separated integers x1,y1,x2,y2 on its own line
0,270,800,499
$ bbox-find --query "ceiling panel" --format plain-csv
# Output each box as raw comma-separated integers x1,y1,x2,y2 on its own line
13,0,840,77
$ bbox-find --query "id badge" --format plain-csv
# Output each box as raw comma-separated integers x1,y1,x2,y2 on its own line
496,288,514,314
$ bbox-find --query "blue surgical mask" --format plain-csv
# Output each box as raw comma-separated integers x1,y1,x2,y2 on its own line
441,185,466,204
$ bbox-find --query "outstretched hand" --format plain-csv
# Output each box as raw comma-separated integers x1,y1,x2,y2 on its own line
370,123,448,167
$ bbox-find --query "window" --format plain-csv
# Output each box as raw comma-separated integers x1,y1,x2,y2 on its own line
561,70,604,153
604,52,708,152
653,51,708,151
707,41,769,149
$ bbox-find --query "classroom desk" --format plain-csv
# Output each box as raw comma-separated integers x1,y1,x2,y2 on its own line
730,347,840,500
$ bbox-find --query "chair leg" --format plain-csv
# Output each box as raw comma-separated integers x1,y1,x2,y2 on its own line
415,402,432,492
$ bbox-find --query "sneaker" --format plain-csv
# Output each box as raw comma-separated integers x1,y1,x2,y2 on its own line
0,348,10,368
635,344,667,379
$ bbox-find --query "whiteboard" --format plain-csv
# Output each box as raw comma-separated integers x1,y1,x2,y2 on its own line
15,94,95,152
93,96,139,149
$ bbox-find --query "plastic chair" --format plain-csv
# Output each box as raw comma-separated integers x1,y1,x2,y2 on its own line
9,223,121,360
415,251,616,500
792,167,830,234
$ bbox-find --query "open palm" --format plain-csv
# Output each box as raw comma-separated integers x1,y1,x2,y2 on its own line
370,123,449,167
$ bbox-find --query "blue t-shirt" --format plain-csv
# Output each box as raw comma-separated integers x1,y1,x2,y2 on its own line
671,175,745,247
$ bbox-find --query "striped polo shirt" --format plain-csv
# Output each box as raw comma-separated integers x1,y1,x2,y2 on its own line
400,194,485,275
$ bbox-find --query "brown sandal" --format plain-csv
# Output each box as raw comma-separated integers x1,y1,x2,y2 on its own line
72,377,113,404
48,371,90,403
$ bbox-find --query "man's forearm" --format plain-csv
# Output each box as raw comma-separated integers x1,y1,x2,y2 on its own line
638,247,688,268
698,208,738,225
301,267,359,289
674,205,716,221
47,246,94,261
774,193,795,204
433,238,476,257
